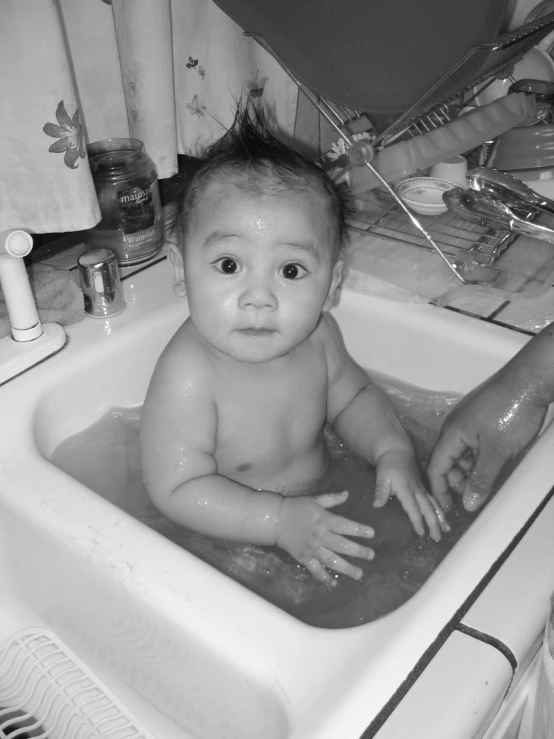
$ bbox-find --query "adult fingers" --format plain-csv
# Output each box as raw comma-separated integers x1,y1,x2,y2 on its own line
458,454,474,474
427,493,451,534
428,435,472,512
373,477,392,508
446,466,467,494
462,445,508,511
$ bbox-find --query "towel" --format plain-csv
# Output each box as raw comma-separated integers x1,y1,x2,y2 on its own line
0,263,85,339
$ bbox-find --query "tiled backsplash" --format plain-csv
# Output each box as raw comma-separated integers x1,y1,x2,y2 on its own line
346,229,554,336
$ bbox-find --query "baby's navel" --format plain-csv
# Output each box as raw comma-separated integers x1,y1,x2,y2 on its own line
236,462,253,472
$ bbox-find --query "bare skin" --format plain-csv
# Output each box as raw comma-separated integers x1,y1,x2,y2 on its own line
141,180,447,586
428,323,554,512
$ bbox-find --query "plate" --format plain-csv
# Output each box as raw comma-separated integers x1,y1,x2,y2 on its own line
213,0,508,115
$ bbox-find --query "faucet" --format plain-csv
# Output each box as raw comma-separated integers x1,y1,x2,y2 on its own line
0,230,66,385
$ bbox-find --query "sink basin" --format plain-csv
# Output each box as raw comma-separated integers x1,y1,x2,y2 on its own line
2,259,554,738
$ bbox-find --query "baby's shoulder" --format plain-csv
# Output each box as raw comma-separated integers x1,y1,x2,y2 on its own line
313,312,351,380
152,319,214,391
314,312,345,351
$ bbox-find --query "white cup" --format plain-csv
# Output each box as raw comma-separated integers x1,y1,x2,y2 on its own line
430,155,468,188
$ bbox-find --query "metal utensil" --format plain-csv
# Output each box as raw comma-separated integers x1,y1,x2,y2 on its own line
468,166,554,217
443,187,554,244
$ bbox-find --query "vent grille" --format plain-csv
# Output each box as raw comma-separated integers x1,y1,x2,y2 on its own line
0,629,155,739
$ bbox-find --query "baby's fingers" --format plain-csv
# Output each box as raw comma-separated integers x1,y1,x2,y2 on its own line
407,490,446,542
315,490,349,509
326,513,375,540
304,557,336,587
397,493,426,538
324,531,375,561
318,548,366,582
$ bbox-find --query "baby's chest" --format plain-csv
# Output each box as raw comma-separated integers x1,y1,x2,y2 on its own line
214,368,327,450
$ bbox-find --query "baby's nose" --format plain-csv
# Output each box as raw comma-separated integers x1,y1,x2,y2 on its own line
239,281,277,310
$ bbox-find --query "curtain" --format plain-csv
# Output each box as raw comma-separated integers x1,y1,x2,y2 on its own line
0,0,298,234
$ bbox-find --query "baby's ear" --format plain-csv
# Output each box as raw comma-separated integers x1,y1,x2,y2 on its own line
323,258,345,311
167,242,187,298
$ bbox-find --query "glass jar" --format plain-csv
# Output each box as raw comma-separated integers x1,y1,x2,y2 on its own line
85,138,164,265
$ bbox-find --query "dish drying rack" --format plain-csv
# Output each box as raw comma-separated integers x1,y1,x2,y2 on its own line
248,10,554,285
348,186,516,268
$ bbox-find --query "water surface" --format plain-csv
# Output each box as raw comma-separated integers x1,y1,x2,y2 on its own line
51,380,480,628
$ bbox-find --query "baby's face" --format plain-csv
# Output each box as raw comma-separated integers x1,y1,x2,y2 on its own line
177,180,343,364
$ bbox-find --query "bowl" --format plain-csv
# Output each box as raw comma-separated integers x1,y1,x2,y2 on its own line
471,46,554,106
503,166,554,200
489,124,554,170
396,177,457,215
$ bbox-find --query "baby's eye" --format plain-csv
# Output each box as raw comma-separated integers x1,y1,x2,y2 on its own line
214,257,240,274
280,263,307,280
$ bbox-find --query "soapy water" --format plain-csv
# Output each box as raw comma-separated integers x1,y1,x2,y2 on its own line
50,380,481,628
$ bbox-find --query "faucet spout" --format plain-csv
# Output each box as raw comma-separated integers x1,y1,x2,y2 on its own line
0,230,42,342
0,229,66,385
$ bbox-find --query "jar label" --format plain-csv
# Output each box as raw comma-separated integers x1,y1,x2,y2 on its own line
117,179,164,259
118,181,156,234
122,222,164,253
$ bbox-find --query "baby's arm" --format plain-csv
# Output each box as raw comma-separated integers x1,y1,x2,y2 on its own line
140,330,374,585
321,315,448,541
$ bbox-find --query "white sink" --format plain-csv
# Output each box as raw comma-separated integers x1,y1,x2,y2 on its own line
2,259,554,739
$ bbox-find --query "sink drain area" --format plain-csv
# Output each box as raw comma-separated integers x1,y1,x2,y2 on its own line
0,629,155,739
0,708,45,737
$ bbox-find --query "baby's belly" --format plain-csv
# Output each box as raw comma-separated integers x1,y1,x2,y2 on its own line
217,441,329,497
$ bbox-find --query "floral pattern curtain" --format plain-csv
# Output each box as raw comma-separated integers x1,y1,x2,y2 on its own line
0,0,298,234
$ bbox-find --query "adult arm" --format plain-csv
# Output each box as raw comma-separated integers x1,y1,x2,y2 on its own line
428,322,554,512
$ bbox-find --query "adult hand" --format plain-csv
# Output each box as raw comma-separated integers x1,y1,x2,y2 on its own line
428,373,548,513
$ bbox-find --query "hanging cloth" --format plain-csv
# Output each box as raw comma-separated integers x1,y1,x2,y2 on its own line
0,0,101,233
0,0,297,234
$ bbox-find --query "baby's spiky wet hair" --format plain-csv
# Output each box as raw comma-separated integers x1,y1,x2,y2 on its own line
169,103,351,254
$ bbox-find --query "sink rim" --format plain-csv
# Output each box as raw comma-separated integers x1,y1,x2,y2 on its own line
1,259,553,738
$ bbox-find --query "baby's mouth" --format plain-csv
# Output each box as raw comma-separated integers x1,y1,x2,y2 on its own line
237,327,275,337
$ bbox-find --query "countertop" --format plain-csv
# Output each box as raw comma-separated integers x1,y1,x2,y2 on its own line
34,225,554,339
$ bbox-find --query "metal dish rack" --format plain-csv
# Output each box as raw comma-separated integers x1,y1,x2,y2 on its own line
248,10,554,284
348,187,517,267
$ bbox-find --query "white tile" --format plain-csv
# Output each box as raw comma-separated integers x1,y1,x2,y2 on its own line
442,291,506,318
375,631,512,739
493,286,554,332
461,493,554,684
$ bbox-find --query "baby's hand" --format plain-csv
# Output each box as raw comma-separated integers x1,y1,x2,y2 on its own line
374,450,450,542
275,491,375,586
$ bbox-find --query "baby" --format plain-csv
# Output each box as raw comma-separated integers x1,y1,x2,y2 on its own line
140,107,449,587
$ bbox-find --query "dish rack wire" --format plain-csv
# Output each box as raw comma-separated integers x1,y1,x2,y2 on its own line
348,187,517,267
248,10,554,284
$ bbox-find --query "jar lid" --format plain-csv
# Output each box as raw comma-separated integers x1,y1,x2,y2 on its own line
87,138,145,175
